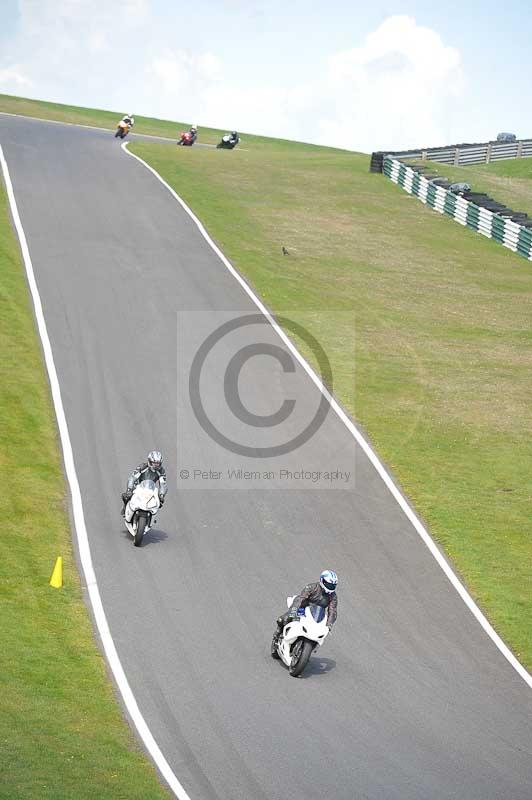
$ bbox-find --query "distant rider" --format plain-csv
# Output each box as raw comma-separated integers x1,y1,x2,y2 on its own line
273,570,338,646
121,113,135,128
121,450,167,516
220,131,239,147
189,124,198,143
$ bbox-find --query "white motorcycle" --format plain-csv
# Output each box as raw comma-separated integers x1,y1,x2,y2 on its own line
124,480,160,547
271,597,330,677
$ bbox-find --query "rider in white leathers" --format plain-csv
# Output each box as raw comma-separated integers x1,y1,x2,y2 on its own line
121,450,167,516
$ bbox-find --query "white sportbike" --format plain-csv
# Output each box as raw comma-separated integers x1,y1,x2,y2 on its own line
271,596,330,677
124,480,160,547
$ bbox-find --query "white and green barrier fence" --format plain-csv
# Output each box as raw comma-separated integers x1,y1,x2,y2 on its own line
382,156,532,262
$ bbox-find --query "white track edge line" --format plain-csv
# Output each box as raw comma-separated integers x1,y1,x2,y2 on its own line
122,140,532,690
0,109,121,135
0,110,220,147
0,144,193,799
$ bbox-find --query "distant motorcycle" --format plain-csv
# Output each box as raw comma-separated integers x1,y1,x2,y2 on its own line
177,131,196,146
123,480,160,547
115,121,130,139
271,597,330,677
217,133,239,150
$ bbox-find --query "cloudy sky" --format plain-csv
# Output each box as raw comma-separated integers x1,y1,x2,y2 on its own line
1,0,530,152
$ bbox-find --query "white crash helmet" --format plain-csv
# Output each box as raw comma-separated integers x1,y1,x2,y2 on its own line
319,569,338,594
147,450,162,470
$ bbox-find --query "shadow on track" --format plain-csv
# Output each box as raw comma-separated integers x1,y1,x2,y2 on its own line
121,527,169,547
269,654,336,679
299,657,336,679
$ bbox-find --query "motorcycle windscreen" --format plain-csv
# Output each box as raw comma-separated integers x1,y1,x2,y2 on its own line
139,479,156,490
309,604,326,623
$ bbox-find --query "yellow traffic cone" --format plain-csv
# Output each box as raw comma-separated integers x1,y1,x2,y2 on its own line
50,556,63,588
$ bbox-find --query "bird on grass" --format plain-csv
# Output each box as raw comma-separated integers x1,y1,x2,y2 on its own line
282,246,289,255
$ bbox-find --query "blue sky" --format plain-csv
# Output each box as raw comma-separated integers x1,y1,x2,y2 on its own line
1,0,531,152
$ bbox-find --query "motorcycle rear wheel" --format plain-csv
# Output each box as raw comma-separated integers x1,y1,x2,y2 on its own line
134,513,147,547
289,639,313,677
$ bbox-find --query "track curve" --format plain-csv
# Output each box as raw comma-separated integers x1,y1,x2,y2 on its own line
2,114,532,800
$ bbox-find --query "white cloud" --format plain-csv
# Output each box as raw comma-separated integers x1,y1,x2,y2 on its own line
146,50,222,97
122,0,149,25
0,0,156,110
145,15,464,152
0,66,32,89
88,31,109,53
1,8,464,152
319,16,464,152
198,83,312,140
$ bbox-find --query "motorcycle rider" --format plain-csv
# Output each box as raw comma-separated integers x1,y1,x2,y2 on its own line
178,124,197,145
220,131,239,146
121,450,167,516
272,570,338,646
120,113,135,128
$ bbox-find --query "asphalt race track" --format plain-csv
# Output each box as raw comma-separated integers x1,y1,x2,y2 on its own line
2,113,532,800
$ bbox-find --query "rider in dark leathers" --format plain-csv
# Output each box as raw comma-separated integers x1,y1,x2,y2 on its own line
218,131,239,149
121,450,167,516
273,571,338,646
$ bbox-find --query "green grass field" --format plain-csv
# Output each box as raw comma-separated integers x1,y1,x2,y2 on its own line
0,92,327,150
0,91,221,143
0,181,170,798
413,157,532,218
130,138,532,672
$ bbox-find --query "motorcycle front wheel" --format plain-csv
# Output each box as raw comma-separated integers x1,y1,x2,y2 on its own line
134,512,147,547
289,639,313,677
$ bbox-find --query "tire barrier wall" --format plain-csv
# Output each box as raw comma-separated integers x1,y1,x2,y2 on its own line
370,138,532,171
383,156,532,262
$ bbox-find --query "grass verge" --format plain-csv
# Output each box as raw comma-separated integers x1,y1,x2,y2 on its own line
412,157,532,218
131,138,532,671
0,180,170,798
0,91,218,141
0,92,331,151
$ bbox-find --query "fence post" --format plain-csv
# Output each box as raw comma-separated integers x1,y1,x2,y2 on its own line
421,150,427,161
454,147,460,165
517,140,523,158
486,143,492,164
